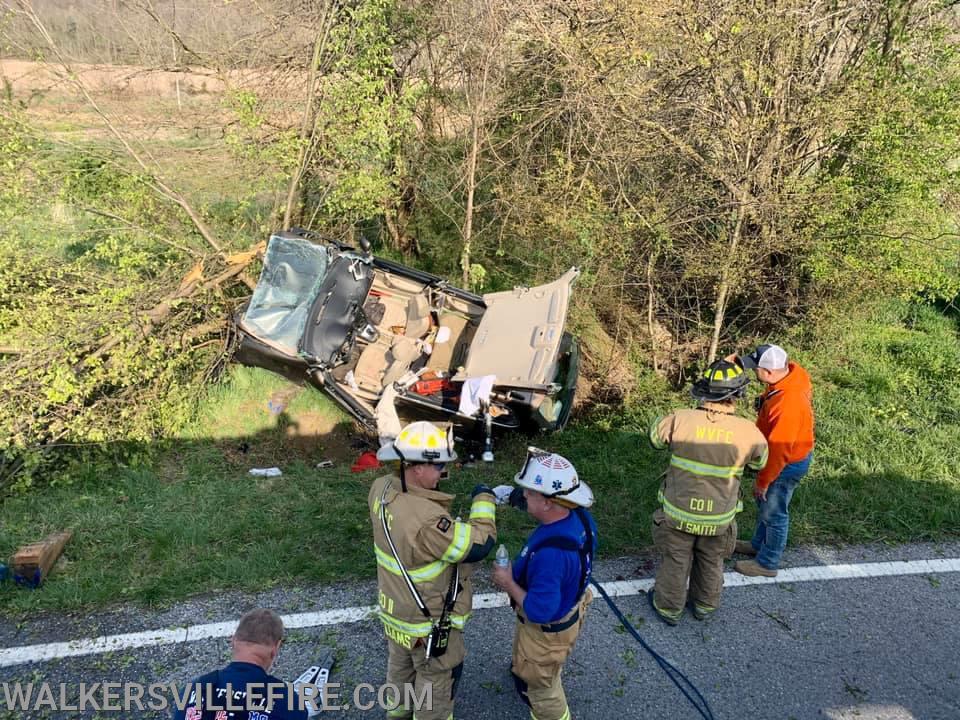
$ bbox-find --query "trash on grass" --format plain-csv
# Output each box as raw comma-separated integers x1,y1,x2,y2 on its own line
249,467,283,477
267,387,301,416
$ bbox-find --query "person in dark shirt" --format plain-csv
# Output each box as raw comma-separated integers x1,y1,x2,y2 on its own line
173,608,307,720
492,448,597,720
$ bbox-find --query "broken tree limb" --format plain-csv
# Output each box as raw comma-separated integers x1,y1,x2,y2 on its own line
84,240,264,366
178,260,205,292
180,320,226,347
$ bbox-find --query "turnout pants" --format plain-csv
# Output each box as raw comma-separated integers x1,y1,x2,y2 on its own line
652,509,736,618
385,629,464,720
512,590,592,720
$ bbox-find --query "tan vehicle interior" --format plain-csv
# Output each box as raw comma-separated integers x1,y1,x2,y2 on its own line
237,232,577,432
336,267,485,415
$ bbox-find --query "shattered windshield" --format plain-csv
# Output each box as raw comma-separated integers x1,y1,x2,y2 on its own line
240,234,329,355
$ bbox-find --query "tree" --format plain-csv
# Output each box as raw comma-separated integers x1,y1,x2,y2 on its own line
457,0,960,367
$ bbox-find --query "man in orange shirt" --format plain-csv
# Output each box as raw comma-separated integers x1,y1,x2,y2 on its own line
732,344,815,577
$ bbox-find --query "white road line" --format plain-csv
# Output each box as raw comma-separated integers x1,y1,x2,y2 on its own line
1,557,958,668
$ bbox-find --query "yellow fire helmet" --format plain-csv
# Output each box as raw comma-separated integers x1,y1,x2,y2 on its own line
376,420,458,463
514,447,594,507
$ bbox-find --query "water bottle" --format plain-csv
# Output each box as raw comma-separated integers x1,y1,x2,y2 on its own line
495,544,510,568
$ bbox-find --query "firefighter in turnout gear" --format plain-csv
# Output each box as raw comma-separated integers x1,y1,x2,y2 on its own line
647,360,768,625
491,449,597,720
369,421,498,720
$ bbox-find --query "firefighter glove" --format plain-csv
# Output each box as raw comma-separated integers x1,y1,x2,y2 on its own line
508,487,527,511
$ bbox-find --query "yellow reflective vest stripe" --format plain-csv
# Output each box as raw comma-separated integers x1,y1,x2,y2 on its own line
470,498,496,520
670,454,745,479
374,545,448,582
378,609,472,637
531,707,571,720
658,489,743,526
441,521,472,563
369,475,497,640
649,416,667,450
747,445,769,471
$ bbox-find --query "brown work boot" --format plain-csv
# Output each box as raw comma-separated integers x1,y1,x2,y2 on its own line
735,560,777,577
735,540,758,556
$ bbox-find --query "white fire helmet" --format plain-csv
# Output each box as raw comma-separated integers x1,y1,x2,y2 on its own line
514,447,594,507
376,421,458,463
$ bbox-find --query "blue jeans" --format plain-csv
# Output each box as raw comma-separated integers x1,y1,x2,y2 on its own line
752,453,812,570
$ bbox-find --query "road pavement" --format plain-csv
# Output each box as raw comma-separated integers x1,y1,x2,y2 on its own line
1,541,958,720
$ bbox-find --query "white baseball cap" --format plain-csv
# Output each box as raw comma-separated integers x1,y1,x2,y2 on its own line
741,344,788,370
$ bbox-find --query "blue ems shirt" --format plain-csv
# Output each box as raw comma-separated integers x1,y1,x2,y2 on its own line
172,661,307,720
512,509,598,624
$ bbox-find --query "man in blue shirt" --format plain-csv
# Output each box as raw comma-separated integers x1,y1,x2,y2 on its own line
492,449,597,720
173,608,307,720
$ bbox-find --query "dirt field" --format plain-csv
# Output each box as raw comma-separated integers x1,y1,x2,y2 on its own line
0,59,309,99
2,58,222,99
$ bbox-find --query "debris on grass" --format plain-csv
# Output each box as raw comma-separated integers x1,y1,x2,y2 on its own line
267,387,303,416
11,530,73,588
350,452,380,473
249,467,283,477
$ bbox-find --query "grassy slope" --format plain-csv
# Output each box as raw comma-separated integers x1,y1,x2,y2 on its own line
1,302,959,615
793,302,960,541
3,47,957,615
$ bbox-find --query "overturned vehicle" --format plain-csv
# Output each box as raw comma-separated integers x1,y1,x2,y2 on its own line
233,230,580,439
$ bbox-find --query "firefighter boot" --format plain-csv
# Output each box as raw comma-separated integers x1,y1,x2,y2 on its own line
688,599,716,621
647,589,681,626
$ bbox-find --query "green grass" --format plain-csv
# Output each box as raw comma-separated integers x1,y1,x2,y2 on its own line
1,301,959,615
789,301,960,541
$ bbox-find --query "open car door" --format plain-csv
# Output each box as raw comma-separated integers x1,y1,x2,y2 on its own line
456,267,580,389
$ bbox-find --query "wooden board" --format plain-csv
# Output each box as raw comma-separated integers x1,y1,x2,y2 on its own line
11,530,72,587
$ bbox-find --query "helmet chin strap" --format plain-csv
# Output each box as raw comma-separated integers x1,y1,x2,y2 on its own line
395,446,409,492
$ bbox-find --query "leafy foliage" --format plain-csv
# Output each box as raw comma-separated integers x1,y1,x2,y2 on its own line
808,36,960,302
401,0,960,366
2,0,960,494
305,0,419,225
0,110,235,490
